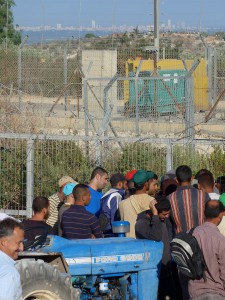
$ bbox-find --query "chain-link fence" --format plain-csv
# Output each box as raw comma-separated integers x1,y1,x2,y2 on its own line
1,38,225,217
0,40,225,138
1,133,225,218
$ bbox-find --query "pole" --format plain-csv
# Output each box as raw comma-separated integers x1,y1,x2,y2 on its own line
64,45,68,111
26,138,34,218
154,0,159,61
18,35,28,109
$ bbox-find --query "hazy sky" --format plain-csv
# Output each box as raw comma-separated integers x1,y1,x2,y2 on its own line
13,0,225,29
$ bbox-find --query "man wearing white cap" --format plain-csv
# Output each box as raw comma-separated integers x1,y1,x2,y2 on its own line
46,176,77,234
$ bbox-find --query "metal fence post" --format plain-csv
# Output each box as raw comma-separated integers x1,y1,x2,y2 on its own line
135,61,142,136
213,48,217,105
64,45,68,111
206,47,213,105
83,78,89,156
166,139,173,171
26,138,34,218
18,35,28,109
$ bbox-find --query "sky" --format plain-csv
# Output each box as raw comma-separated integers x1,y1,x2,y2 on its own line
13,0,225,29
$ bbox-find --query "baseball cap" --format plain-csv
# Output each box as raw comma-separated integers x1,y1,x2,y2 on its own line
63,182,77,196
110,173,126,186
58,176,77,188
125,170,137,181
219,193,225,206
133,169,155,185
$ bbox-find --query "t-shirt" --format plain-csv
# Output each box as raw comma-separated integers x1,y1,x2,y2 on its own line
22,219,54,241
58,203,71,236
86,186,103,217
46,192,63,234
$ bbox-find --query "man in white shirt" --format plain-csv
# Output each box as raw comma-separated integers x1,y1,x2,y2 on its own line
0,218,24,300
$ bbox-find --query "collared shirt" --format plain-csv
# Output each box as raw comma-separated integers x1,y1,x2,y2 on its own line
0,251,22,300
169,185,210,233
46,192,63,234
119,193,154,238
61,205,103,239
188,222,225,298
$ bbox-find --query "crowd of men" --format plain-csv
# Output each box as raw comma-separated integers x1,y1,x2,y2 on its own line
1,165,225,299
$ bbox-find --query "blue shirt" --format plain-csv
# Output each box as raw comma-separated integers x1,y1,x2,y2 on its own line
86,186,103,217
0,251,22,300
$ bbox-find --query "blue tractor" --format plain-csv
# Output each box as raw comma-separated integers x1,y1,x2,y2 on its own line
16,223,163,300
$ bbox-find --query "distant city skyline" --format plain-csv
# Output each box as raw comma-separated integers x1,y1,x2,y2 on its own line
13,0,225,31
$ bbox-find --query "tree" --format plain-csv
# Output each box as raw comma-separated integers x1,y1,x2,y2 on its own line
85,33,98,39
0,0,21,44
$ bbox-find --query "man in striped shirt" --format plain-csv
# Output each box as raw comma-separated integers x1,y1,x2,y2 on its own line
61,184,103,239
169,165,210,234
46,176,77,234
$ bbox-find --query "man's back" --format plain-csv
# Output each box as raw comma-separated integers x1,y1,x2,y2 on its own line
61,205,103,239
119,193,153,238
189,222,225,298
46,193,62,233
22,219,53,241
101,188,125,232
58,203,71,236
169,186,209,233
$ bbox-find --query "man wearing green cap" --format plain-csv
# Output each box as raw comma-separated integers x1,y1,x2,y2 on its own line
119,169,155,238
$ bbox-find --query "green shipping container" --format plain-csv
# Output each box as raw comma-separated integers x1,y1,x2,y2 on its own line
129,69,186,114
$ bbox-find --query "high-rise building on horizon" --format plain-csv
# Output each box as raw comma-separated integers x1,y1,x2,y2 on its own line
92,20,96,29
168,19,172,31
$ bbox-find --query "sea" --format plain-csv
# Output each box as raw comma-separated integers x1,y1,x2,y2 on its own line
21,29,117,44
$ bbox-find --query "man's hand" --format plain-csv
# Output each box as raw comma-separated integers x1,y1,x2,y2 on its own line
149,199,158,215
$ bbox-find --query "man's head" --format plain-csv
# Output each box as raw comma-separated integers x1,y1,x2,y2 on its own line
110,173,127,190
73,184,91,206
148,172,158,196
215,176,225,194
90,167,108,190
155,196,171,221
205,200,224,225
58,176,77,199
161,179,178,196
125,170,137,196
0,218,24,260
198,172,214,193
32,196,50,220
175,165,192,185
63,183,77,204
133,170,155,192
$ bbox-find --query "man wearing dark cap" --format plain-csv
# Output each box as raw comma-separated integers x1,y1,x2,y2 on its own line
119,169,155,238
100,173,127,233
